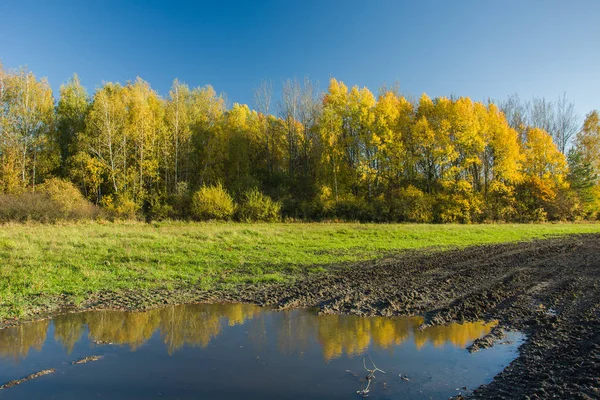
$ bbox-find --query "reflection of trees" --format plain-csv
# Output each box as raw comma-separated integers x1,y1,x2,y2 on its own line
276,311,317,356
370,316,422,349
158,303,262,354
274,313,496,361
1,304,498,362
54,303,265,355
53,313,86,353
315,315,425,361
159,305,221,354
85,309,162,350
413,320,497,350
317,315,372,361
0,320,49,360
247,313,267,352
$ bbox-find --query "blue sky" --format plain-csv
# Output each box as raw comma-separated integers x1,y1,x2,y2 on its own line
1,0,598,115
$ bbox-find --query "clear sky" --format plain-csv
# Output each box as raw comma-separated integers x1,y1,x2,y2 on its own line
1,0,598,115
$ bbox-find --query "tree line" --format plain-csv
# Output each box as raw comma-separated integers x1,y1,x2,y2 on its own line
0,62,598,222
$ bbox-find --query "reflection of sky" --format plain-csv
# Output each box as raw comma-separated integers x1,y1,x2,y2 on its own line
0,304,523,400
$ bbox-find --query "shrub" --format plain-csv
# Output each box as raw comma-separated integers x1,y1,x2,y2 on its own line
147,197,174,222
333,193,374,222
0,179,99,223
547,188,581,221
389,185,434,223
236,188,281,222
514,177,556,222
0,192,58,223
38,178,97,218
191,183,235,221
101,194,139,220
168,182,192,219
484,181,517,222
435,180,483,223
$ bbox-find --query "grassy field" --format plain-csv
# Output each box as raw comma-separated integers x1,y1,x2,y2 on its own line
1,222,600,320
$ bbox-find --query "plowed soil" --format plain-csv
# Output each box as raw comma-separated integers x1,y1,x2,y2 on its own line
235,234,600,399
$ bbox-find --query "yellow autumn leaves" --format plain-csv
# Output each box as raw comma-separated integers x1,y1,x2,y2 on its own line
1,62,597,222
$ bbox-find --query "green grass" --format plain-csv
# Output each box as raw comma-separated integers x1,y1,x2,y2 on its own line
1,221,600,320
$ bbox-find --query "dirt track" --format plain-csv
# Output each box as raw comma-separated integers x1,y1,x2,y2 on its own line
3,234,600,398
233,234,600,399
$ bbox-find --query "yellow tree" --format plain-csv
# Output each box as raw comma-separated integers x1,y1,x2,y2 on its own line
576,111,600,177
518,127,568,220
165,79,191,190
124,78,165,205
320,79,379,198
320,79,351,200
56,74,89,177
223,103,255,192
481,103,523,220
484,103,523,186
449,97,485,187
410,94,457,193
82,82,127,196
348,85,376,196
188,85,226,187
372,90,413,194
522,127,567,184
568,110,600,218
0,67,56,192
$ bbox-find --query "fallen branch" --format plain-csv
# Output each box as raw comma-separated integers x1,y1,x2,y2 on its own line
356,355,386,397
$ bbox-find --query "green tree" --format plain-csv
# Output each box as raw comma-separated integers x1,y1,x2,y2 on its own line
56,74,89,176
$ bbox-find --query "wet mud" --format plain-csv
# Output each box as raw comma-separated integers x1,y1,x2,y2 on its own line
237,234,600,399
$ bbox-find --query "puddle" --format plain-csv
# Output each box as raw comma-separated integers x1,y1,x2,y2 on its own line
0,303,524,399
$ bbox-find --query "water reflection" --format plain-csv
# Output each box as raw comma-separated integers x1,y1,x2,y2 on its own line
0,303,496,362
0,320,49,360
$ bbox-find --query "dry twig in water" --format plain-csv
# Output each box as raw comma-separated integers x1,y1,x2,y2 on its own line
356,355,386,397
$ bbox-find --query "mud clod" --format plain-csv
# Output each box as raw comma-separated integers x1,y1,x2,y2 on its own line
468,326,506,353
72,355,103,364
0,369,55,390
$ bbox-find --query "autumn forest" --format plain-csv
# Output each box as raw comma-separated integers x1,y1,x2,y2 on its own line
1,63,599,223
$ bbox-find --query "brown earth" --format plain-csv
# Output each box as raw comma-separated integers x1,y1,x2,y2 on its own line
2,234,600,399
237,234,600,399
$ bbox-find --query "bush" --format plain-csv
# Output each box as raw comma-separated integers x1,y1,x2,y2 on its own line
147,197,174,222
101,194,139,220
333,193,375,222
389,186,434,223
236,188,281,222
168,182,192,219
38,178,97,218
484,181,517,222
514,177,556,222
0,192,58,223
547,188,581,221
0,179,99,223
434,180,483,223
191,183,235,221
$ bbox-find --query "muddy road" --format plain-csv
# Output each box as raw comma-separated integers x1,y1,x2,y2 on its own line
3,234,600,398
235,234,600,399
